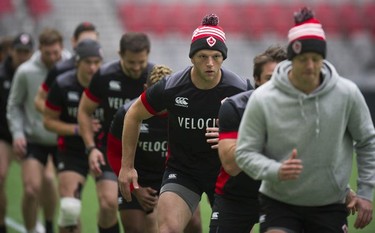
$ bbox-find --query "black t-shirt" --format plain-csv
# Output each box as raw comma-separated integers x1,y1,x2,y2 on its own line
0,56,15,141
108,99,168,180
142,66,251,181
215,90,261,201
46,69,105,153
42,56,76,91
85,60,154,149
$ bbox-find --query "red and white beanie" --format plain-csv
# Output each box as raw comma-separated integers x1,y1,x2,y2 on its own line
189,14,228,59
287,7,326,60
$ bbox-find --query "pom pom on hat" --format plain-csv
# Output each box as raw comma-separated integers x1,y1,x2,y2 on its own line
287,7,326,60
189,14,228,59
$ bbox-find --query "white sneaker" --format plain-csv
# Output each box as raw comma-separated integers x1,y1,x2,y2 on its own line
35,221,45,233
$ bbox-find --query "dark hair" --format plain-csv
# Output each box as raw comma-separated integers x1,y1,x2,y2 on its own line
253,45,287,87
73,22,97,40
119,32,150,55
39,28,63,46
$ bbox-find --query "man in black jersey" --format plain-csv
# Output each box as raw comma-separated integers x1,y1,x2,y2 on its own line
0,32,34,233
34,22,99,113
107,65,203,233
118,14,251,233
43,39,120,233
77,32,154,231
208,46,287,233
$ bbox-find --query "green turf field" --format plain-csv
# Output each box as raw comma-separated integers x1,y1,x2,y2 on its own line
5,161,375,233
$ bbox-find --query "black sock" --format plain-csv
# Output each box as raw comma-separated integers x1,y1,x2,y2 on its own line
98,222,119,233
45,220,53,233
0,224,6,233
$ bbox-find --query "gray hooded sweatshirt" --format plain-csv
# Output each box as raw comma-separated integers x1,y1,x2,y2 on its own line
236,60,375,206
7,50,71,145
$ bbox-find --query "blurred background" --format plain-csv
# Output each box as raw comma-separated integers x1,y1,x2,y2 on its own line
1,0,375,110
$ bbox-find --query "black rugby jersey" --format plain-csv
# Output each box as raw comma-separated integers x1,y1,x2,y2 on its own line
42,56,76,92
85,60,154,148
141,66,251,179
107,99,168,181
215,90,261,201
0,56,15,141
46,69,105,153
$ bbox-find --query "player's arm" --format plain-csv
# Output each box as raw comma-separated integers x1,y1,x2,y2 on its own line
43,106,78,136
218,138,241,176
118,96,154,202
34,85,48,113
77,92,99,148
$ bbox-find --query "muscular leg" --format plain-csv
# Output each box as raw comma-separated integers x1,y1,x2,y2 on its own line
21,158,44,231
0,141,14,232
57,171,86,233
158,192,192,233
119,209,146,233
40,156,58,233
95,179,119,232
184,204,202,233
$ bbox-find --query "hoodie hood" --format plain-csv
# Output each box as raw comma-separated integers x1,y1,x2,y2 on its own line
272,60,339,98
271,60,339,136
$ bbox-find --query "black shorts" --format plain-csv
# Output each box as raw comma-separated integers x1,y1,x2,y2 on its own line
259,194,348,233
0,132,12,144
57,149,117,182
118,179,161,211
57,150,90,177
209,194,259,233
160,167,216,214
26,143,58,167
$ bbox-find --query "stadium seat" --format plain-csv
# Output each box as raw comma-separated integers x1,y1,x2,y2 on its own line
241,3,266,39
263,3,293,37
337,3,365,36
0,0,14,14
26,0,52,18
363,2,375,38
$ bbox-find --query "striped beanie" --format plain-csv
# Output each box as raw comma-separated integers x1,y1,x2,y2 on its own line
189,14,227,59
287,7,326,60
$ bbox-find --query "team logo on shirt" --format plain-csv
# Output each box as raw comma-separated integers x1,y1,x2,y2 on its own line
109,81,121,91
211,212,219,220
140,123,149,133
168,173,177,179
67,92,80,101
175,97,188,107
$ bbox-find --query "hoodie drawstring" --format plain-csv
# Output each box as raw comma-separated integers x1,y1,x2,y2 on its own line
315,96,320,137
298,95,320,137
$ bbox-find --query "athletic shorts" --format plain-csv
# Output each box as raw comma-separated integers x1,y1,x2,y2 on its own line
209,194,259,233
160,167,216,214
57,149,117,182
118,179,161,212
26,143,58,167
0,132,12,144
259,194,348,233
57,150,90,177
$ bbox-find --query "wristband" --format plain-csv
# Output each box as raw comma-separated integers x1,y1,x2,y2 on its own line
85,145,96,155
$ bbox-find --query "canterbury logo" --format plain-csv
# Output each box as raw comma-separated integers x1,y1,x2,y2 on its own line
175,97,188,107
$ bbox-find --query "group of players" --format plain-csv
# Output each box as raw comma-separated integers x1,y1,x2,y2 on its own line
1,6,375,233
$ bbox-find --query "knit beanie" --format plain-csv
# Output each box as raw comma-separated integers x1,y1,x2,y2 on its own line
189,14,227,59
287,7,326,60
75,39,102,61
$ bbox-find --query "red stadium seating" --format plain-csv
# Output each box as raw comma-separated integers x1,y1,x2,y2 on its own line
0,0,14,14
117,1,368,39
337,3,365,36
26,0,52,18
